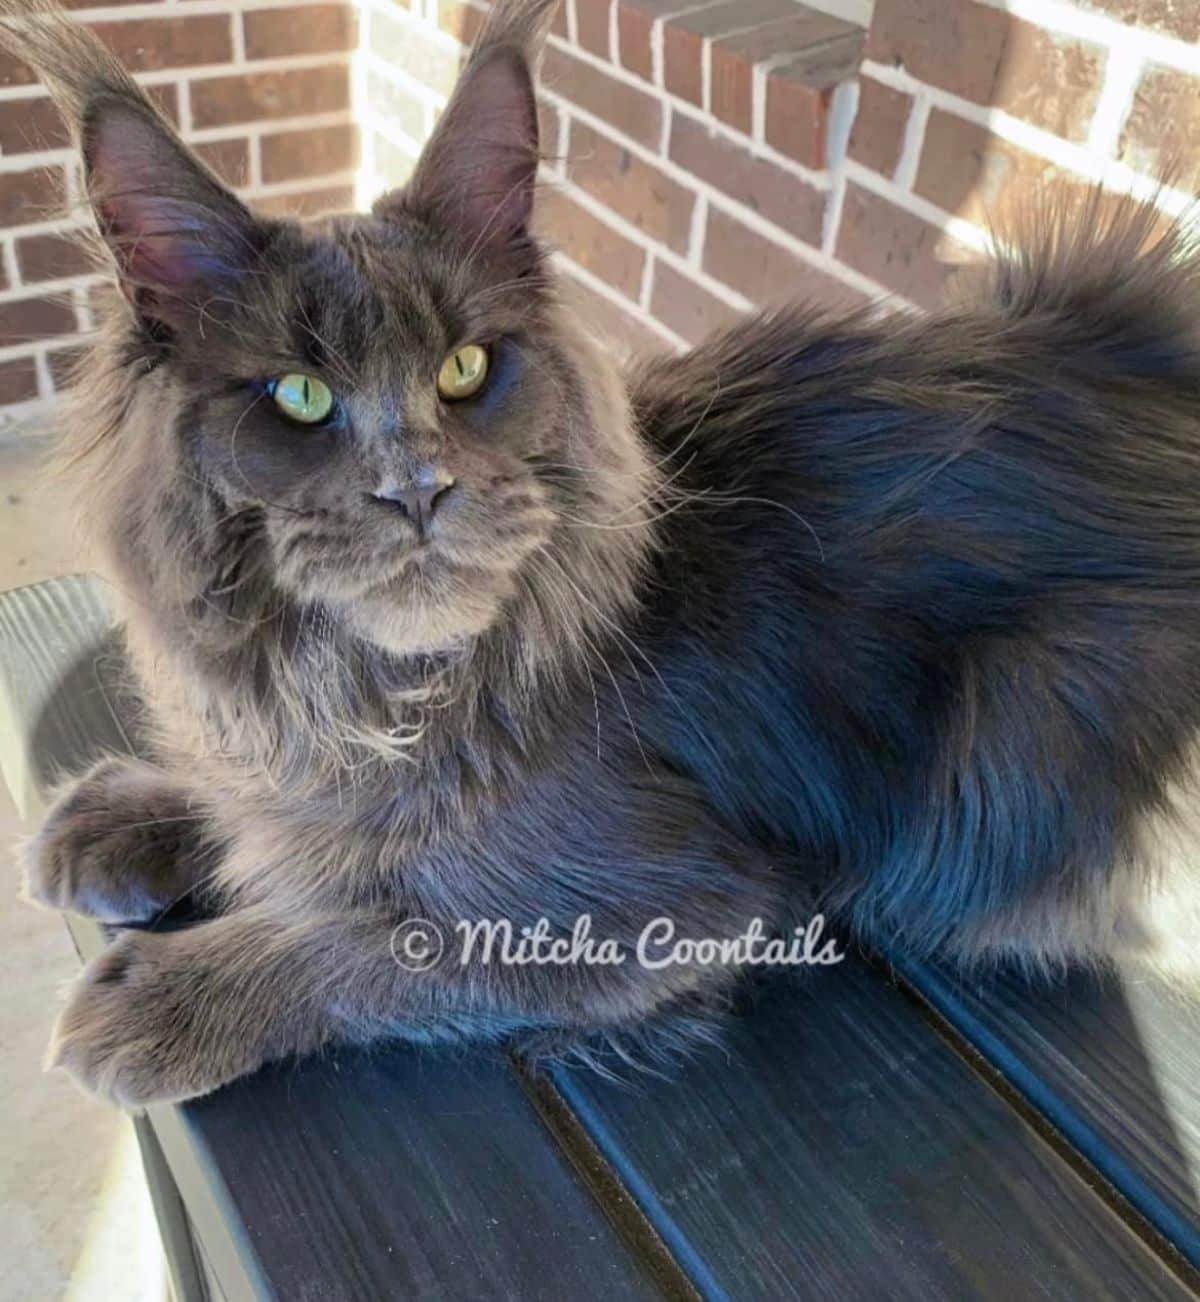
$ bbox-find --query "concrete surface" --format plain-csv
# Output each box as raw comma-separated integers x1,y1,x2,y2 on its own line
0,427,166,1302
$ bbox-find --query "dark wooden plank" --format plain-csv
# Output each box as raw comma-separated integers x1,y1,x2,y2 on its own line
899,957,1200,1273
1,577,668,1302
175,1049,669,1302
550,962,1195,1300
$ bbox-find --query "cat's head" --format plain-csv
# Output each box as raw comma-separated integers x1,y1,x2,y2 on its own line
12,0,652,661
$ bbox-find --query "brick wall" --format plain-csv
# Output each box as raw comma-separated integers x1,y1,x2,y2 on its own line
359,0,1200,358
3,0,1200,422
0,0,359,424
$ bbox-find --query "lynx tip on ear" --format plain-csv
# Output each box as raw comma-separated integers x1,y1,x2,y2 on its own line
468,0,561,67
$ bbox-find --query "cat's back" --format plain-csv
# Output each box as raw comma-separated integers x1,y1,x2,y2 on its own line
630,190,1200,628
624,192,1200,960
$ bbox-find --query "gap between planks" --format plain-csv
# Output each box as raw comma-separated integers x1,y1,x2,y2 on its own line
887,956,1200,1297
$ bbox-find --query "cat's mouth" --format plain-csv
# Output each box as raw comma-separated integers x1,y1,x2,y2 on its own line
362,540,444,591
268,478,556,620
267,515,448,606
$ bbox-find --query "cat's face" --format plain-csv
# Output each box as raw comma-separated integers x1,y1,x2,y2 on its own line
170,211,584,654
70,12,648,658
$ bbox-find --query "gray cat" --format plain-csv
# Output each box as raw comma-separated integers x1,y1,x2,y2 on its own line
8,0,1200,1107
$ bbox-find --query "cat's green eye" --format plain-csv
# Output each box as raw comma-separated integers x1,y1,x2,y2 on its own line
271,373,334,425
437,344,489,401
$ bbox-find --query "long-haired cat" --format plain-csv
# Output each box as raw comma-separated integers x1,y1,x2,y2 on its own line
6,0,1200,1106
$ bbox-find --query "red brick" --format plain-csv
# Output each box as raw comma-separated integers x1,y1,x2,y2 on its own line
261,124,358,184
705,205,862,308
1120,64,1200,192
617,3,656,81
0,294,77,346
543,44,661,151
662,0,792,107
670,113,824,245
575,0,612,59
535,189,645,300
15,232,93,284
567,120,695,254
91,16,233,72
650,260,741,342
0,356,39,405
661,26,701,104
867,0,1011,106
0,166,62,229
190,66,350,129
914,109,1076,227
711,10,859,135
993,20,1103,143
244,5,357,59
707,50,752,135
194,136,251,188
0,95,69,155
848,77,912,178
253,185,355,220
0,46,37,88
835,182,962,307
764,80,829,170
1079,0,1199,41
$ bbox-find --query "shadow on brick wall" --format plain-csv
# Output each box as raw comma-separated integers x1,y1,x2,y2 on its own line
857,0,1196,310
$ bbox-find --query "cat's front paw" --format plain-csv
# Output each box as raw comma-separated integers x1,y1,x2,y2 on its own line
47,930,254,1108
21,758,206,923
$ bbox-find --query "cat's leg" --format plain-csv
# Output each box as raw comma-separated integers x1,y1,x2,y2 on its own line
48,900,763,1107
21,757,218,923
47,796,788,1106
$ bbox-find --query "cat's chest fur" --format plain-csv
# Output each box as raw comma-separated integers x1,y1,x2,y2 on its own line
121,589,631,906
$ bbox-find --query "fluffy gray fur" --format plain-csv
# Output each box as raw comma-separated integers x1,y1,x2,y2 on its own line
5,0,1200,1107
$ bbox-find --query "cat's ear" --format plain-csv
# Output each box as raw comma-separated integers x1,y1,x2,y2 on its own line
0,5,263,329
83,100,264,325
376,0,559,257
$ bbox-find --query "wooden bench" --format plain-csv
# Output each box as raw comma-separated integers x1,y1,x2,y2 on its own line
3,573,1199,1300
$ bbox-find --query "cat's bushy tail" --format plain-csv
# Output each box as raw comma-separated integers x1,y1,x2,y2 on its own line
929,187,1200,983
969,186,1200,384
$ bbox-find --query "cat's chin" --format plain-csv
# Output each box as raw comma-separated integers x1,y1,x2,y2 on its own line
341,582,507,657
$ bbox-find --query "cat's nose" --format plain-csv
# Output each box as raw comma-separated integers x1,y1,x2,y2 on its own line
372,470,456,533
